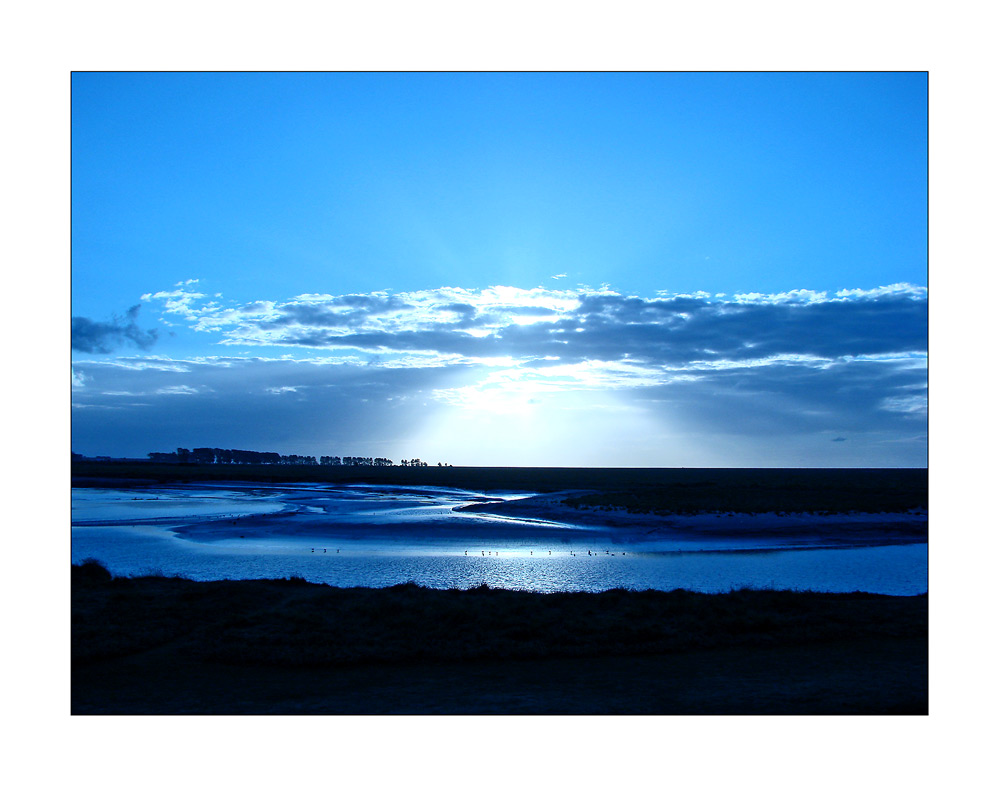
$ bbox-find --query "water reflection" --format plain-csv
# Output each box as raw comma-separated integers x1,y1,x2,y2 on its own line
71,486,286,522
71,483,928,595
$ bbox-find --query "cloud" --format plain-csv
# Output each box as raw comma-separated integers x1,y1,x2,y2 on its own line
131,282,928,421
880,392,929,417
143,282,926,371
74,283,927,465
71,305,158,354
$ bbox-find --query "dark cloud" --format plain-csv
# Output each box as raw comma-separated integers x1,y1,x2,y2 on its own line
223,288,927,368
72,305,158,354
626,354,927,439
261,327,503,359
271,304,361,329
331,294,413,311
431,302,486,329
435,303,477,316
549,291,927,365
576,293,710,322
163,285,927,376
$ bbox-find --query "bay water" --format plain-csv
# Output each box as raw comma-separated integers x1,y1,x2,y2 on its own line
71,483,927,595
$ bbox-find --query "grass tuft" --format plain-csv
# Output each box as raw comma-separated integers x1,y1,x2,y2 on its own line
73,558,112,583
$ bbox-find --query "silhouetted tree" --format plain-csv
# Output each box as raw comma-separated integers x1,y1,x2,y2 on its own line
192,448,215,464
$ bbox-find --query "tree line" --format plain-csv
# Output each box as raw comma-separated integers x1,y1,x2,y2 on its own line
147,448,434,467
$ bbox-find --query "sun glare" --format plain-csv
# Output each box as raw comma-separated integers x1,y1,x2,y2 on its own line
407,361,696,466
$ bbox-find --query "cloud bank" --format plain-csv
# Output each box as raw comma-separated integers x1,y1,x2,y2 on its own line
73,283,927,466
141,282,926,368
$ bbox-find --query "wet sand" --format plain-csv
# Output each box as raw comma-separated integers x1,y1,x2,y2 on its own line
72,464,928,552
458,492,928,548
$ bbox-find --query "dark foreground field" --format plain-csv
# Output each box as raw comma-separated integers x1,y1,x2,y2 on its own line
72,561,927,715
73,461,927,515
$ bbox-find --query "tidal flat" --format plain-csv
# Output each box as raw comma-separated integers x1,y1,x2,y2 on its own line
71,478,927,594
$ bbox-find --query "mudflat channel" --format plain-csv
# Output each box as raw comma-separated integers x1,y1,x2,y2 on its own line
72,464,928,595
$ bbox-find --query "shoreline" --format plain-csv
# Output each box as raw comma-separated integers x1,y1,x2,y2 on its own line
73,485,928,552
73,481,928,555
457,492,928,546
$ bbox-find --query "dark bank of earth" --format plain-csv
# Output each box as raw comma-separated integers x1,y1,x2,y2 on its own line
71,463,927,515
72,562,927,714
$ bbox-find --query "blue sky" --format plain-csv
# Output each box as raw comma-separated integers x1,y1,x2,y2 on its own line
71,72,927,466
